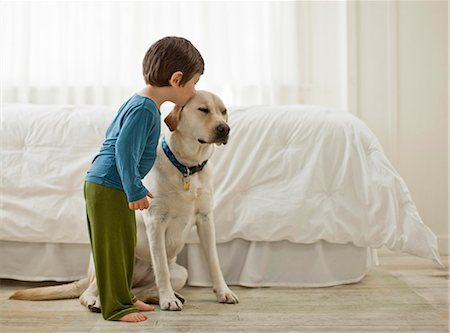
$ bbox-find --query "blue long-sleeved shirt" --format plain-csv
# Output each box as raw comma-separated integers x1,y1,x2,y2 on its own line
86,94,161,202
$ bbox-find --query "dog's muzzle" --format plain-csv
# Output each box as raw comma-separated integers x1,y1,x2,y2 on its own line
214,123,230,144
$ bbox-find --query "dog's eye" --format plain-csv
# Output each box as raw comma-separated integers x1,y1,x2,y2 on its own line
198,108,209,113
222,109,227,115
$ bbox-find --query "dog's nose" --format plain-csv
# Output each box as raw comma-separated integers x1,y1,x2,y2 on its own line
216,123,230,136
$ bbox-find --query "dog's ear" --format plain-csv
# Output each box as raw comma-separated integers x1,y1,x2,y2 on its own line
164,105,183,132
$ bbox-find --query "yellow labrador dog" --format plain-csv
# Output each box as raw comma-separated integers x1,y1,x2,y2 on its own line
10,90,239,312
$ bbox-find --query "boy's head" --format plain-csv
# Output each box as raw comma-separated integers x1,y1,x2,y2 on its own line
143,36,204,88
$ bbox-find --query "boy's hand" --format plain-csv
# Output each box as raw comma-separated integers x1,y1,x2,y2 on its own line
129,192,154,210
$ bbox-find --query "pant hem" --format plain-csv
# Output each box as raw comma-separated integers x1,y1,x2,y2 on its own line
106,307,139,321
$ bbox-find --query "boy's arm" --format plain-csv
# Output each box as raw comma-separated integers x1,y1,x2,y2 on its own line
115,109,156,202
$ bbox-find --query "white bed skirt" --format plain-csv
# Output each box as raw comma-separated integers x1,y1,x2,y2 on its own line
0,240,377,287
179,239,378,287
0,240,90,281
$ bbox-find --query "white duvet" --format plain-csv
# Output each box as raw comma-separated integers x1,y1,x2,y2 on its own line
206,105,441,265
0,103,442,265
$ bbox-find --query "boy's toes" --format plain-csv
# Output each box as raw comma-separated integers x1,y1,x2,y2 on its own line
119,312,147,323
134,300,155,311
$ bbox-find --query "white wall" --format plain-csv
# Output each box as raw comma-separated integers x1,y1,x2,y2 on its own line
348,0,448,255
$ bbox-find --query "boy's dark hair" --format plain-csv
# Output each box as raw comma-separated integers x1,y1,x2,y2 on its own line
143,36,204,87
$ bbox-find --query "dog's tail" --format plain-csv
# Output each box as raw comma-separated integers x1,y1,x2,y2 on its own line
9,278,89,301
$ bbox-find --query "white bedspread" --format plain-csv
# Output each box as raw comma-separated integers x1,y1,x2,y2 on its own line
0,103,441,265
1,104,115,244
205,105,441,264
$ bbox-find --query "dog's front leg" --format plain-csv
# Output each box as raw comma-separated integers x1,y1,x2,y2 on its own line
147,219,183,311
196,213,239,304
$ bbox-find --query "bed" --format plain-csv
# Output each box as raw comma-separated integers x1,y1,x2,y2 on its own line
0,102,441,286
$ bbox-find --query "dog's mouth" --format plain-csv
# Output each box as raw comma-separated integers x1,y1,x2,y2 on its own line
198,136,229,145
216,136,229,145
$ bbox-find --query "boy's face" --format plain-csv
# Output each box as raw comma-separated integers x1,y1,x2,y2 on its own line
173,73,201,106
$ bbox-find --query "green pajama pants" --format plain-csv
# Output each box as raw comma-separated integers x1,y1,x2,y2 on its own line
84,181,138,321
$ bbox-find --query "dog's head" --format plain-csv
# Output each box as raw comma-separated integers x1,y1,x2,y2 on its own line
164,90,230,145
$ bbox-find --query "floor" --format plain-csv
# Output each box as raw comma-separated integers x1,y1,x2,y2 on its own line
1,254,448,333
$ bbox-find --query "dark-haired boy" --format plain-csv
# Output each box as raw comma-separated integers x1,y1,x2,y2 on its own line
84,36,203,322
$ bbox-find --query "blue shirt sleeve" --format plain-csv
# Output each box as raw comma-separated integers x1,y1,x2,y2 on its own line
115,108,156,202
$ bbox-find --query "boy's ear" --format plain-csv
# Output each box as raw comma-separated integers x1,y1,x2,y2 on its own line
169,71,183,87
164,105,183,132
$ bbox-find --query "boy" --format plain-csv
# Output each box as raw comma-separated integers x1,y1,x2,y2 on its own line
84,36,204,322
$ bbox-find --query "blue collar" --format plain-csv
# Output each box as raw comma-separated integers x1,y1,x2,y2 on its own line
161,136,208,177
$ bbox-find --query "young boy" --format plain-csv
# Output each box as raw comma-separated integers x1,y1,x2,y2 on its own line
84,36,204,323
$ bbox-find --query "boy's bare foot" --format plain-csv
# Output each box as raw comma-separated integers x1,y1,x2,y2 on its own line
119,312,147,323
134,300,155,311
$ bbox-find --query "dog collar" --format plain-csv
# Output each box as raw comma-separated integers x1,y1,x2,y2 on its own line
161,136,208,178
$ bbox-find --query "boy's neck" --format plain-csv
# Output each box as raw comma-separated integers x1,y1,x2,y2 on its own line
137,85,170,110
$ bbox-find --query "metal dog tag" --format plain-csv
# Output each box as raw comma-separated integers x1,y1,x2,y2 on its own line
183,177,191,191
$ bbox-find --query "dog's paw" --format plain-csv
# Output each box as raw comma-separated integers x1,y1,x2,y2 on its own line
80,294,101,313
160,294,183,311
88,304,102,313
174,291,186,305
215,288,239,304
